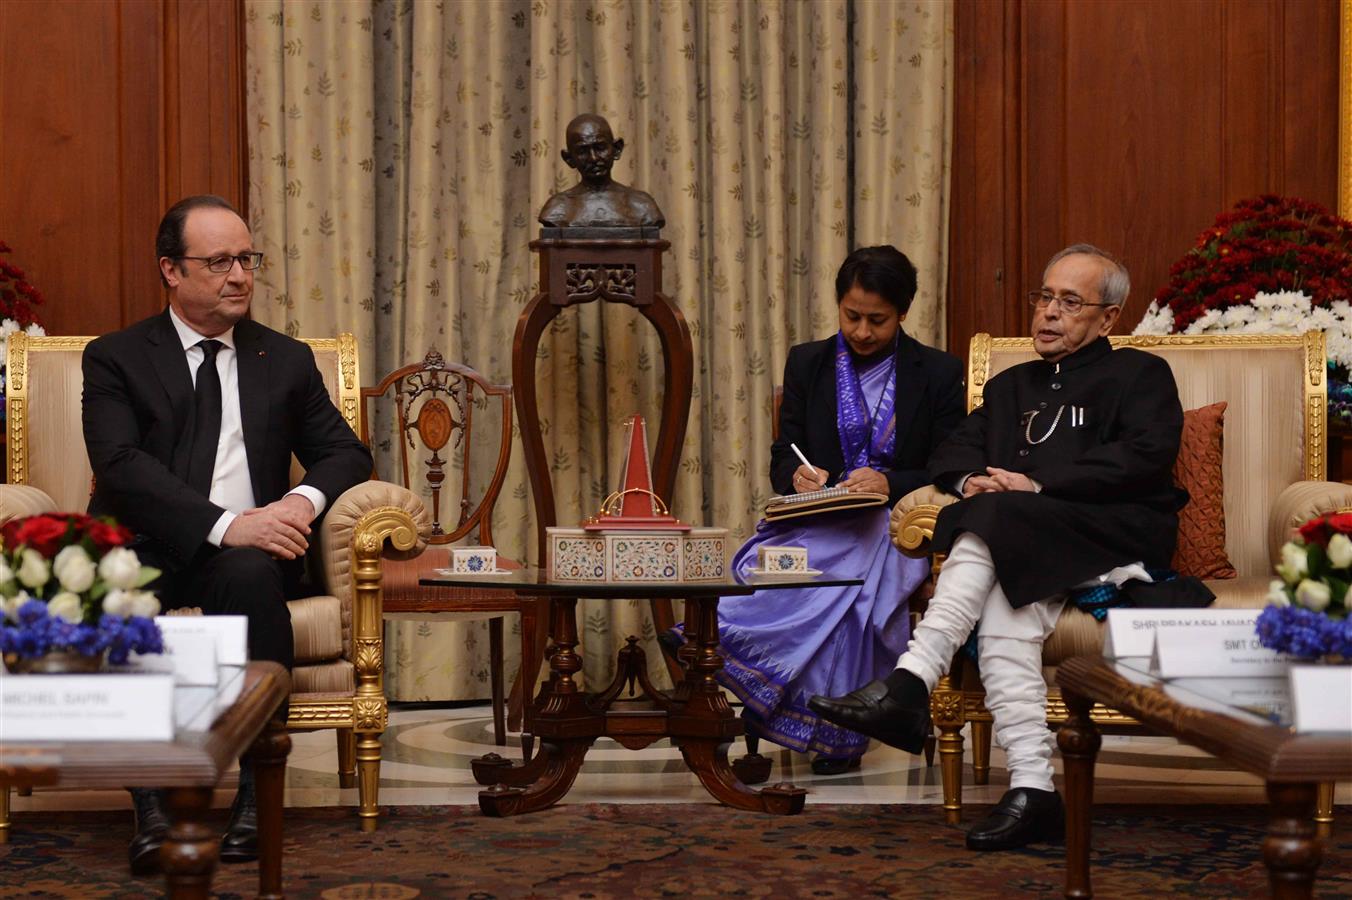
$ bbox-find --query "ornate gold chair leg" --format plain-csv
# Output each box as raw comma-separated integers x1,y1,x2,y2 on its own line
971,718,992,785
931,674,966,824
1315,781,1335,838
337,728,356,788
356,726,382,833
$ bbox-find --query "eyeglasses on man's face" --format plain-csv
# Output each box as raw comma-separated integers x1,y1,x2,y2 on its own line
1026,290,1110,316
176,252,265,274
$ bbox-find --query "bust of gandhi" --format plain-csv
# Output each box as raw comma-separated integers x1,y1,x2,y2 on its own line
538,114,665,229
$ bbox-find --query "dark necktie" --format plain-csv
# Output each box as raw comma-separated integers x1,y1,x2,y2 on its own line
187,339,224,496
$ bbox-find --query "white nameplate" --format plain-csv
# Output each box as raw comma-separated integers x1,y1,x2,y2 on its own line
123,631,219,686
1290,666,1352,733
0,673,175,741
1104,608,1263,659
1151,621,1291,678
155,615,248,666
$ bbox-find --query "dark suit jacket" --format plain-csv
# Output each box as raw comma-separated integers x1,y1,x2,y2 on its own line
82,309,373,569
771,332,965,505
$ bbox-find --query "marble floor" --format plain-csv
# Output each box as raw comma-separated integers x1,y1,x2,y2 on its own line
12,701,1349,814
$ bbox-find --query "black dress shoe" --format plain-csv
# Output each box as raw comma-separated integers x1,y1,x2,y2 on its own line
128,788,169,877
657,629,684,665
965,787,1064,851
809,756,862,776
220,764,258,864
807,670,930,754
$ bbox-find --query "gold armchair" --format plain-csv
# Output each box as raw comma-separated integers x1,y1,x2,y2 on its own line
892,332,1352,823
2,332,431,831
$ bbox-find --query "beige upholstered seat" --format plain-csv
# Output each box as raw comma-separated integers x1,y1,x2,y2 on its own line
2,332,431,831
891,332,1352,822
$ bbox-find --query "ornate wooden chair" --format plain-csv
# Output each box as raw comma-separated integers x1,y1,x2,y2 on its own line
891,331,1348,824
362,348,526,751
1,332,430,832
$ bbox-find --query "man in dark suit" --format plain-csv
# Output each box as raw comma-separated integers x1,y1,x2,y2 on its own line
82,195,372,874
811,245,1198,851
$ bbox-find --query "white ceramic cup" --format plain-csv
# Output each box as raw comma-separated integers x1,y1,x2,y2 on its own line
757,545,809,572
452,546,498,574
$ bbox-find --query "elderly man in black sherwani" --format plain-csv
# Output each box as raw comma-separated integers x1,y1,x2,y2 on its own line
83,195,372,875
812,244,1195,851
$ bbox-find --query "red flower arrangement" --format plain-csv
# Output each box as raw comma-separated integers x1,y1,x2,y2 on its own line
0,241,44,328
0,513,134,560
1142,195,1352,332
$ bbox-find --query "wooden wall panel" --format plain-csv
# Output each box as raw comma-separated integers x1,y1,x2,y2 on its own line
0,0,245,338
949,0,1341,361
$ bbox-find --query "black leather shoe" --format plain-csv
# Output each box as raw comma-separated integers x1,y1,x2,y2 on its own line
807,672,930,754
809,756,862,776
220,764,258,864
965,787,1064,851
128,788,169,877
657,629,684,665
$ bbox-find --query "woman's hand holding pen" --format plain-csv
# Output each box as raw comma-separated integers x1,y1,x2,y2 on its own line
792,464,829,493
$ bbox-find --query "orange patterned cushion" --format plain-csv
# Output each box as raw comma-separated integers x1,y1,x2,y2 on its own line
1171,402,1236,579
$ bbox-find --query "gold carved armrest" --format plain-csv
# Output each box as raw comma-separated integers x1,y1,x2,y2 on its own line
1267,480,1352,563
0,484,57,527
890,485,959,558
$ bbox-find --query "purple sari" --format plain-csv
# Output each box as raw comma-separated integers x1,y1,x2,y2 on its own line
710,335,928,759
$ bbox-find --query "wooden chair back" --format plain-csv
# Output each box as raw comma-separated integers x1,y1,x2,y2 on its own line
360,349,512,546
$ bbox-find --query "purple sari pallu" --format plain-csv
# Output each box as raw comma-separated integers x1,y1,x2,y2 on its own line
714,336,928,760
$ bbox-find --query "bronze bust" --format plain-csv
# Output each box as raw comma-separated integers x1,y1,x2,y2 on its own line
538,114,665,229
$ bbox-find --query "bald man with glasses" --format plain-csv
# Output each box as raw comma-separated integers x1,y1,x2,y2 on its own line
811,244,1211,851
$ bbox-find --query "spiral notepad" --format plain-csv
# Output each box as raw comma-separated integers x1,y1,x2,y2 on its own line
763,486,887,522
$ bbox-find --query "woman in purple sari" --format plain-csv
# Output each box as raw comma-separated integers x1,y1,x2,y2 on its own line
708,246,964,774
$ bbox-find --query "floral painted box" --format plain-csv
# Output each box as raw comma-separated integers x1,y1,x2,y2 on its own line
546,527,728,583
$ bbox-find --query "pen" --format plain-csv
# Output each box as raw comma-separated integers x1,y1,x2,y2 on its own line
790,443,825,488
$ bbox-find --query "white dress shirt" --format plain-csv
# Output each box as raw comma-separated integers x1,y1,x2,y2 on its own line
168,308,326,546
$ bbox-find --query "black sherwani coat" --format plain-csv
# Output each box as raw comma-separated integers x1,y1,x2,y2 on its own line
772,332,966,506
82,310,373,572
929,337,1188,608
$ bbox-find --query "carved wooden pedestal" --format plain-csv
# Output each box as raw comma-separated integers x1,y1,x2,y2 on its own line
471,590,806,817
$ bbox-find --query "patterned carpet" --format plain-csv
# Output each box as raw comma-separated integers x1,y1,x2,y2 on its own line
4,804,1350,899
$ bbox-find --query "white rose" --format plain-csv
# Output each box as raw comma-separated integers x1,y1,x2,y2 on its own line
1328,533,1352,569
98,547,143,590
53,544,97,594
1295,579,1332,613
47,591,84,623
1,591,32,622
16,548,50,590
1280,542,1309,581
101,588,133,618
0,555,13,587
127,590,160,618
1266,579,1291,608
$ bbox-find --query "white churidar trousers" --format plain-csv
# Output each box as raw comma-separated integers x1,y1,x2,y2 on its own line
897,532,1066,792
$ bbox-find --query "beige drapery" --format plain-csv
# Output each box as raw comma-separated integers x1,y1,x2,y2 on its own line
246,0,952,700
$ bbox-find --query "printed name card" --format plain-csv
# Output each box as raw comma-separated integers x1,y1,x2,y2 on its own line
0,673,175,741
126,631,219,686
1149,611,1291,678
154,615,248,666
1289,666,1352,733
1103,608,1265,660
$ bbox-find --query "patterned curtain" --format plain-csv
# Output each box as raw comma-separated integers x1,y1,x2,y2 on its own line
245,0,953,700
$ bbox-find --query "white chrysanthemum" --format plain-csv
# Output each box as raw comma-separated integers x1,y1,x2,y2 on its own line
1131,302,1174,336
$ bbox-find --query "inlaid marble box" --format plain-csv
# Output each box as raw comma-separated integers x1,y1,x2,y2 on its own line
547,527,729,583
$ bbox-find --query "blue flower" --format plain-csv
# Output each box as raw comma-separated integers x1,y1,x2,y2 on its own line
1257,604,1351,658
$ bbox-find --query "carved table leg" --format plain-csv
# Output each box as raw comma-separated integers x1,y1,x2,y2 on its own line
162,786,216,900
476,596,596,816
246,717,292,900
1264,781,1322,899
1058,687,1101,900
0,785,9,844
971,718,992,785
669,596,805,814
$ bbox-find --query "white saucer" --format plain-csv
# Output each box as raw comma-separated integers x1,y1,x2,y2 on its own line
432,567,516,578
746,567,823,580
